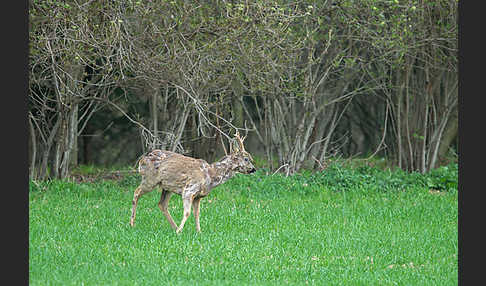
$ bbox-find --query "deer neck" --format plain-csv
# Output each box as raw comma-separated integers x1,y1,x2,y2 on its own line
208,157,236,189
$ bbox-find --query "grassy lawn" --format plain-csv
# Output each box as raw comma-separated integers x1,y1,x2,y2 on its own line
29,164,458,285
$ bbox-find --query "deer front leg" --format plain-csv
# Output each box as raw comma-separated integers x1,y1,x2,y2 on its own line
130,186,143,227
192,197,202,232
176,194,194,234
158,190,177,230
130,183,157,227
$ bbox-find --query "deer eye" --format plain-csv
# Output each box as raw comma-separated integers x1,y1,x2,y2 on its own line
244,157,249,162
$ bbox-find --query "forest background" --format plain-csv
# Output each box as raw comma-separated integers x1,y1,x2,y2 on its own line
28,0,458,180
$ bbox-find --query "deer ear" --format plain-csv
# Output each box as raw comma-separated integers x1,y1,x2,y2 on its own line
232,138,240,152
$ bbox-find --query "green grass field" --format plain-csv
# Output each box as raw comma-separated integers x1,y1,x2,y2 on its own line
29,163,458,285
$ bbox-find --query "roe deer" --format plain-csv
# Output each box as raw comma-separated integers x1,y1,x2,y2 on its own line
129,132,256,233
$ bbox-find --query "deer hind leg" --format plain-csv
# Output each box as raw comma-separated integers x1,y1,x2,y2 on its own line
192,197,202,232
158,190,177,230
176,193,195,234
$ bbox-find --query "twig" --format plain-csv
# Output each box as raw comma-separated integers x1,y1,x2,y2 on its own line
362,101,390,161
272,163,289,175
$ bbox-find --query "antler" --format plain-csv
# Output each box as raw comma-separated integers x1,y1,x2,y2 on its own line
234,130,246,152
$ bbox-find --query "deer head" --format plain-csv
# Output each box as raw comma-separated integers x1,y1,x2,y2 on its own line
227,131,256,174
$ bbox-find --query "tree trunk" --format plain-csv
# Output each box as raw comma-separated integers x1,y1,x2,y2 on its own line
437,106,458,164
171,104,190,152
29,116,37,180
61,103,79,178
39,116,61,179
151,86,159,150
53,119,65,179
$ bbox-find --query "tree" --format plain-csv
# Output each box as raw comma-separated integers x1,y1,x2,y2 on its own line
29,1,130,179
342,0,458,172
28,0,458,179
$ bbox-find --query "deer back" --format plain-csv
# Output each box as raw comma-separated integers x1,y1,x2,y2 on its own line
138,150,211,191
